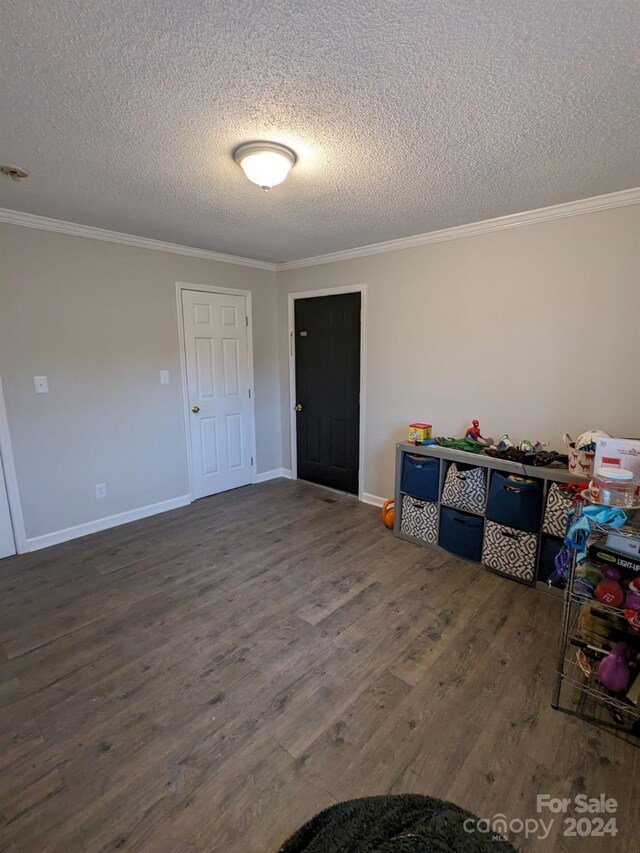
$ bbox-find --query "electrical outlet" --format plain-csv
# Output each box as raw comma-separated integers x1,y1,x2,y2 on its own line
160,370,170,385
95,483,107,499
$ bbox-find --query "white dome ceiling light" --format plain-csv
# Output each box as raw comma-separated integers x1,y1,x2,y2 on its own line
234,142,296,191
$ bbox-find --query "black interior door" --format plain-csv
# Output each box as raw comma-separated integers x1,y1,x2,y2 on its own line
294,292,361,494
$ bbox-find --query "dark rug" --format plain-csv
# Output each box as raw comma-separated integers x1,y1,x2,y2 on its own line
278,794,518,852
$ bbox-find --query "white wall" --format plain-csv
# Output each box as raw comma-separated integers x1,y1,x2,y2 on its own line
0,224,280,541
278,204,640,500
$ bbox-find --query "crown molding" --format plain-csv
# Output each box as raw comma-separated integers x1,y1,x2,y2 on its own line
2,186,639,273
278,186,640,271
0,208,278,272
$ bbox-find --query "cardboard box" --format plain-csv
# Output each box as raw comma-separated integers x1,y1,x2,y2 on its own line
588,543,640,574
594,437,640,485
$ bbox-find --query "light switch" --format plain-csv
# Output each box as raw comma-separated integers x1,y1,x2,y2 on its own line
34,376,48,394
160,370,170,385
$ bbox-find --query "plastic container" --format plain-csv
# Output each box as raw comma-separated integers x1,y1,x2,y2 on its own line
590,466,640,509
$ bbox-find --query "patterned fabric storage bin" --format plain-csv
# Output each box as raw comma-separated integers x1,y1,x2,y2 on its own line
486,472,543,533
542,483,572,539
482,519,538,582
401,454,439,502
439,507,484,562
441,462,487,515
538,534,565,588
400,495,439,544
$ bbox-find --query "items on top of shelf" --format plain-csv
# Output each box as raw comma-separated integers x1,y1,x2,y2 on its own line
435,436,486,454
590,466,640,508
564,430,610,477
594,437,640,494
484,445,569,467
576,429,612,452
495,434,513,452
408,423,433,445
464,419,491,445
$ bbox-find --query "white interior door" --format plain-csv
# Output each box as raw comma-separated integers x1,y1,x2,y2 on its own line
182,290,254,499
0,452,16,559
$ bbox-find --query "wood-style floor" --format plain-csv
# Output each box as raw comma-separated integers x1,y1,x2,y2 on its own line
0,479,636,852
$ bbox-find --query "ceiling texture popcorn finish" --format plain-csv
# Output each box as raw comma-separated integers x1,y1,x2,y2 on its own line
1,1,639,264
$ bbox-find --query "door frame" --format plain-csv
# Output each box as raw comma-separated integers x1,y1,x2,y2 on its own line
0,374,28,553
175,282,258,500
287,284,367,501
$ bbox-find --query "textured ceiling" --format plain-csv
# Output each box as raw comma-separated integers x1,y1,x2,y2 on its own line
1,1,639,263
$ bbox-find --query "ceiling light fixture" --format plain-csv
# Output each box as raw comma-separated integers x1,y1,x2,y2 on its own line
234,142,296,191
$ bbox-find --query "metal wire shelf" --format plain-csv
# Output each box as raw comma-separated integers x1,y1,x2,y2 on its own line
560,646,640,719
552,503,640,735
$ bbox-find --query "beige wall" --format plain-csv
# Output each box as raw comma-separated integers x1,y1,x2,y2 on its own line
2,202,639,542
278,204,640,500
0,224,280,540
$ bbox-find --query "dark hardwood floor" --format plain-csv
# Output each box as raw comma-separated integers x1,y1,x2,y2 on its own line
0,479,636,852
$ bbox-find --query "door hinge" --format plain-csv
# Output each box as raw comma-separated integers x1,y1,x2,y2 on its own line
245,315,249,327
251,456,254,465
248,388,251,398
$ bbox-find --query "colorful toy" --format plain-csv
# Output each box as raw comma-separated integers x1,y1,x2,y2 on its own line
408,423,432,445
495,434,513,452
598,642,631,693
465,419,490,444
381,499,395,529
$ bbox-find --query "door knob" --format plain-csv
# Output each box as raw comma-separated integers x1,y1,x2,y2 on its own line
294,403,303,412
191,405,201,413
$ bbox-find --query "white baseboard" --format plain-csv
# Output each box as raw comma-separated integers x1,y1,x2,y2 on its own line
253,468,293,484
26,494,192,552
361,492,388,508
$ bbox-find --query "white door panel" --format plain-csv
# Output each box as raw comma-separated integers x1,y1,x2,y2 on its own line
0,452,16,559
182,290,253,498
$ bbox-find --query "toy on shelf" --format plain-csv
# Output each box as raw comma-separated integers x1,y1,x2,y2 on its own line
465,419,491,445
408,423,432,445
381,499,395,530
495,434,513,452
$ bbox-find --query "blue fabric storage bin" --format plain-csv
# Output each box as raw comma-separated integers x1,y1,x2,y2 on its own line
439,507,484,562
486,472,542,533
401,454,439,501
538,534,565,587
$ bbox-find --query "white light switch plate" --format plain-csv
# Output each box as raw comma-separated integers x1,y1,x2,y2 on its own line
34,376,48,394
160,370,170,385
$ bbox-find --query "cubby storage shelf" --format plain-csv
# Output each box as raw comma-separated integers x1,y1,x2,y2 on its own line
394,442,588,589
